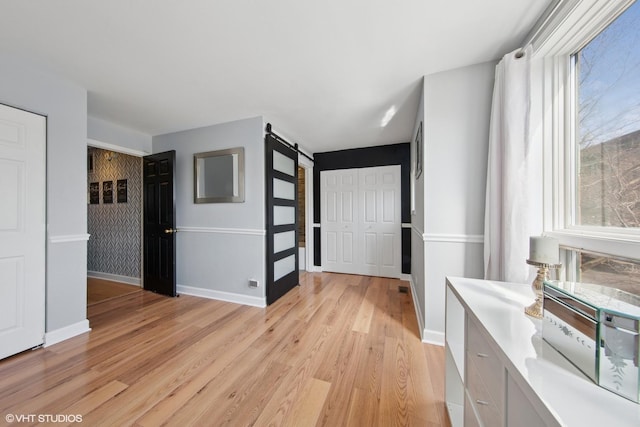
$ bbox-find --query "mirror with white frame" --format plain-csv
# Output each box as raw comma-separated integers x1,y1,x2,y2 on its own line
194,147,245,203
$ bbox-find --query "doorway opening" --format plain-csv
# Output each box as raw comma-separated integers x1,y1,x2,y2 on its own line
86,146,143,305
298,155,314,272
298,166,306,270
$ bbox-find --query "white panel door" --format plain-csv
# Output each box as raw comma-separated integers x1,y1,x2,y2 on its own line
0,104,46,360
321,169,358,274
321,165,401,278
358,165,401,278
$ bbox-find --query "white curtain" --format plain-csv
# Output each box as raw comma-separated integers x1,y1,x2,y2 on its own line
484,46,541,283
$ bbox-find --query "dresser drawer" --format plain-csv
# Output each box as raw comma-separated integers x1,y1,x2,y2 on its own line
466,353,503,427
466,318,505,416
464,390,482,427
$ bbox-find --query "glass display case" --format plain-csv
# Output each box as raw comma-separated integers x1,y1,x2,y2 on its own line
543,280,640,403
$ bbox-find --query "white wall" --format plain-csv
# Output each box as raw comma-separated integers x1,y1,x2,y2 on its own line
0,54,89,337
88,116,152,154
152,116,266,306
412,61,496,345
410,80,426,334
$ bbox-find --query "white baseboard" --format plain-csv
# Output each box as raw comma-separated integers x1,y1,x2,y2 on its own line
400,273,412,281
407,276,445,346
408,276,425,341
88,271,141,286
422,329,445,347
177,284,266,308
44,319,91,347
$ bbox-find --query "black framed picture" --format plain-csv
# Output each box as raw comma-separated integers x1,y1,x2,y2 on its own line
117,179,128,203
89,182,99,204
88,152,94,173
415,121,423,179
103,181,113,204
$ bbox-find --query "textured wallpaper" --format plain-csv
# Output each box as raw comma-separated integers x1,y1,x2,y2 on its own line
87,147,142,279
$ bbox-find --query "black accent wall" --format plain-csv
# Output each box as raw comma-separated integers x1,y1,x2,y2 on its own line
313,143,411,274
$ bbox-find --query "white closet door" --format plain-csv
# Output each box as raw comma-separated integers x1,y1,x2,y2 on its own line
0,104,46,360
359,165,401,278
321,169,358,274
321,165,401,278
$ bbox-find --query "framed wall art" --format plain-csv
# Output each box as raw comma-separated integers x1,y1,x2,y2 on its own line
89,182,99,204
415,121,423,179
117,179,128,203
103,180,113,204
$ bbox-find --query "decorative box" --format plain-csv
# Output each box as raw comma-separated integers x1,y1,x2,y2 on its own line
542,280,640,403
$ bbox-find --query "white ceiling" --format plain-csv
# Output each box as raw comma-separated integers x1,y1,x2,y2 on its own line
0,0,551,153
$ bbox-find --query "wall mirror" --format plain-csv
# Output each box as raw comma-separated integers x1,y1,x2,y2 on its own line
194,147,245,203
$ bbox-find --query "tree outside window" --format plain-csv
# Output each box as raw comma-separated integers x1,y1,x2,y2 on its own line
575,1,640,292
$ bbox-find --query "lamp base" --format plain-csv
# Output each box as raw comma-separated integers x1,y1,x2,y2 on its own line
524,259,561,319
525,295,544,319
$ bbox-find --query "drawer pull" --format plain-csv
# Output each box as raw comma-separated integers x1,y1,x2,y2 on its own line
476,352,489,358
476,399,490,406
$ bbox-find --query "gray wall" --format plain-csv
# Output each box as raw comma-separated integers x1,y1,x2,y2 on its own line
411,61,495,344
87,148,142,281
152,116,266,304
0,54,88,332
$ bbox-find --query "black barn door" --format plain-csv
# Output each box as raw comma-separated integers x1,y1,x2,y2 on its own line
266,134,299,305
143,150,177,297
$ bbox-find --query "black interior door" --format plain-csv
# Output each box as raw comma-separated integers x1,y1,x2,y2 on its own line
266,134,299,305
143,150,176,297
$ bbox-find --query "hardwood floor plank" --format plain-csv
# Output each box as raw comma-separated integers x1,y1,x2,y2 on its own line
316,331,366,426
379,337,412,427
0,272,448,427
283,377,331,427
351,278,378,334
424,343,449,426
59,380,129,423
345,387,379,427
3,368,103,417
353,280,388,396
191,359,292,426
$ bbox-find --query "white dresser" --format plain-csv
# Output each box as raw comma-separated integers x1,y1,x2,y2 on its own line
445,276,640,427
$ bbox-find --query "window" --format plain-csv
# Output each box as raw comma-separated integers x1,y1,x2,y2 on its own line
535,0,640,293
578,250,640,293
575,1,640,229
570,1,640,292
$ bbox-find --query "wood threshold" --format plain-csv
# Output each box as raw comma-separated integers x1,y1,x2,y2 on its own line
87,277,142,306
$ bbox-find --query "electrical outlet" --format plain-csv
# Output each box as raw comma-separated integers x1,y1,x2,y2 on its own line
249,279,259,288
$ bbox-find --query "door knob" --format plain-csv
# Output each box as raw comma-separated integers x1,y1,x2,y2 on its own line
164,228,177,234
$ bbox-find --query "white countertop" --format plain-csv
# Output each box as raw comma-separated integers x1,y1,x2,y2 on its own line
446,276,640,427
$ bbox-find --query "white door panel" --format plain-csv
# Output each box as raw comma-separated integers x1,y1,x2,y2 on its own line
382,189,395,223
364,190,376,223
342,232,354,263
341,191,355,223
321,165,401,278
321,169,358,274
0,104,46,360
381,233,397,274
326,231,338,263
326,191,337,223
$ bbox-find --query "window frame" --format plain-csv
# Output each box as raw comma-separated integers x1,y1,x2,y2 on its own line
532,0,640,279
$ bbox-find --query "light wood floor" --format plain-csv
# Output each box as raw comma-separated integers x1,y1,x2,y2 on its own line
0,272,449,427
87,277,142,305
